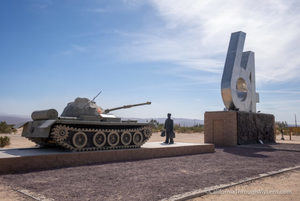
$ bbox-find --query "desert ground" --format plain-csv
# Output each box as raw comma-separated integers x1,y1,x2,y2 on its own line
0,130,299,200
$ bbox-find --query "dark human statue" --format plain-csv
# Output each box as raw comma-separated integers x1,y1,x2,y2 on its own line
164,113,174,144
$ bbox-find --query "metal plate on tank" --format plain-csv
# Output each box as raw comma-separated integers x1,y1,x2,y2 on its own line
39,120,56,128
22,120,55,138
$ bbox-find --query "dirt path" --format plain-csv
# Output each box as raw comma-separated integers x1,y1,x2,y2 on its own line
191,169,300,201
0,183,35,201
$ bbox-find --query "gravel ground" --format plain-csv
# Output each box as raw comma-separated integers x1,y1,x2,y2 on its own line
1,144,300,201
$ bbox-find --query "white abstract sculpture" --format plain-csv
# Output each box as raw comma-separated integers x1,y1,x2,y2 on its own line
221,31,259,112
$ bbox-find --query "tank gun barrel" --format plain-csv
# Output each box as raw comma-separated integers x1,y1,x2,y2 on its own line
104,101,151,114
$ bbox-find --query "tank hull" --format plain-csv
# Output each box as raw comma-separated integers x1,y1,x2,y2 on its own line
22,118,152,151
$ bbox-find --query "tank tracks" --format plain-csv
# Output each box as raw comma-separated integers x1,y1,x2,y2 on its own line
47,124,152,151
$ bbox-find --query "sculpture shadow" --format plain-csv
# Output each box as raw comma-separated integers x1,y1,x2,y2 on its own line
219,144,277,158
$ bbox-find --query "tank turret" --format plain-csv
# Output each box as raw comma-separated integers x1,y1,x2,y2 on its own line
61,97,151,121
61,97,103,118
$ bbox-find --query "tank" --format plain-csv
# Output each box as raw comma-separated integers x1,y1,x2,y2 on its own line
20,97,152,151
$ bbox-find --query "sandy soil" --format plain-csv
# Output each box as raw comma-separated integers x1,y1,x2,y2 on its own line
276,134,300,144
191,169,300,201
0,134,36,149
0,128,35,149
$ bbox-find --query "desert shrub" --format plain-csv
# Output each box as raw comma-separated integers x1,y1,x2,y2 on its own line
0,136,10,147
174,124,204,133
275,121,288,135
149,119,164,132
288,127,300,136
0,121,17,134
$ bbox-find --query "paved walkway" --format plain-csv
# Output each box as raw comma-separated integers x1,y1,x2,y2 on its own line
191,169,300,201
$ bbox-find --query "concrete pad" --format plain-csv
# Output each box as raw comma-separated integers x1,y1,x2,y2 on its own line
0,148,63,158
0,142,214,175
142,142,202,148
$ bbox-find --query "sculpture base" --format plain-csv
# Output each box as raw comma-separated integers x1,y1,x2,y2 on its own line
204,111,275,146
0,142,214,175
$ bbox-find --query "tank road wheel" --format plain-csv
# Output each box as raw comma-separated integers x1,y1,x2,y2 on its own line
143,127,152,138
52,125,69,141
72,131,88,149
93,131,106,148
133,131,144,146
121,132,132,146
107,132,120,147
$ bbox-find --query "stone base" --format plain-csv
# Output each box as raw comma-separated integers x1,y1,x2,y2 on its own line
204,111,275,146
0,142,214,175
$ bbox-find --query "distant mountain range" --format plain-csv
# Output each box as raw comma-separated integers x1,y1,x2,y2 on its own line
2,114,298,127
0,115,30,125
0,114,203,127
122,118,204,127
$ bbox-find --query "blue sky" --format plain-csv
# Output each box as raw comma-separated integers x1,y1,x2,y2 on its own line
0,0,299,123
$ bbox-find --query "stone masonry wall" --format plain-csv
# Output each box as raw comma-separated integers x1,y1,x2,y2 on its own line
237,112,275,145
